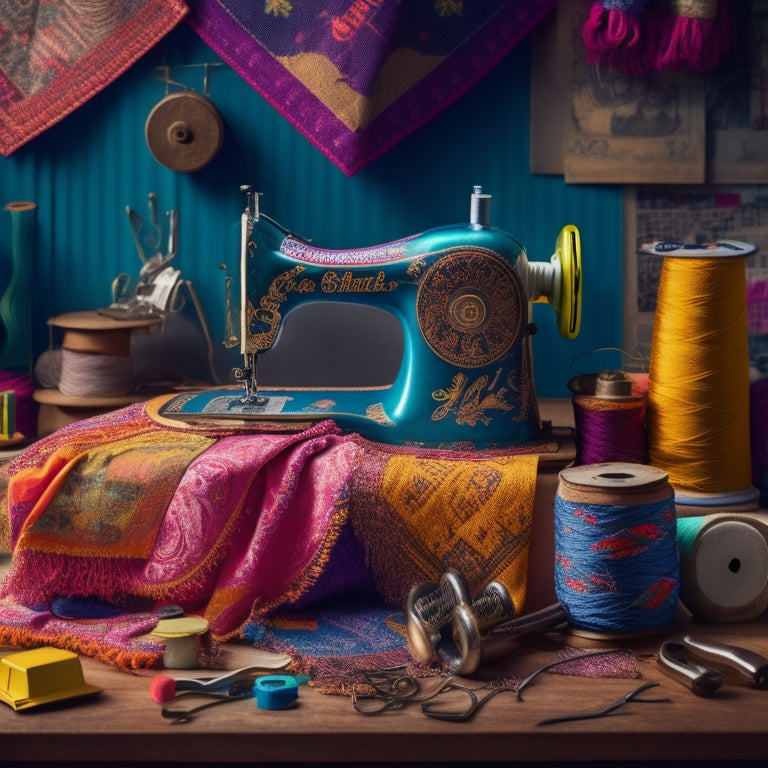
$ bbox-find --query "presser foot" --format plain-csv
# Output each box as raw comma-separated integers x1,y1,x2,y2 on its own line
238,392,270,407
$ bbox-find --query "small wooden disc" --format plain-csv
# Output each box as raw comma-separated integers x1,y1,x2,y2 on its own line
557,462,672,506
145,92,224,173
47,311,162,356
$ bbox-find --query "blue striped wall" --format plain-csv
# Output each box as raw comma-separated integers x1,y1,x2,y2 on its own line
0,22,623,398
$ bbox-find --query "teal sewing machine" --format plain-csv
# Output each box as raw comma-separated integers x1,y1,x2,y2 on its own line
158,186,582,448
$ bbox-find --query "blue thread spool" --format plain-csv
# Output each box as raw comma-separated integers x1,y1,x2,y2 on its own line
554,462,679,637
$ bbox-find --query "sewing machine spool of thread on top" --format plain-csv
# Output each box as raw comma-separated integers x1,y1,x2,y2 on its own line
159,186,582,449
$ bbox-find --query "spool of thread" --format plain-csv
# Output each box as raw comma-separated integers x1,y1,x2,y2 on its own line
0,370,35,439
151,616,209,669
677,513,768,623
644,241,755,503
0,390,14,439
554,462,679,637
58,349,134,397
46,311,161,398
568,370,648,465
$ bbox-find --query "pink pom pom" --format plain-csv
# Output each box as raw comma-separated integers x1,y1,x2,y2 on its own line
149,675,178,704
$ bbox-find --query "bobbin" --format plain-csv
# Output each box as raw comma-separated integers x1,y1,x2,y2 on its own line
567,370,648,466
151,615,209,669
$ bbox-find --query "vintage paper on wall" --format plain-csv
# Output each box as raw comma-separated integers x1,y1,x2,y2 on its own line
561,0,706,185
706,0,768,184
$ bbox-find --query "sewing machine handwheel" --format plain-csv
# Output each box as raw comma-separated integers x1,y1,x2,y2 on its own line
552,225,582,339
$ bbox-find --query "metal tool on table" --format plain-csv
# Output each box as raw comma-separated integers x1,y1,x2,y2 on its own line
157,185,582,448
405,569,515,667
438,601,570,675
657,635,768,696
149,664,290,703
535,682,669,726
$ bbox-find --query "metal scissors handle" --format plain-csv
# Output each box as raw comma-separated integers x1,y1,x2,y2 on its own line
421,681,514,722
351,668,454,716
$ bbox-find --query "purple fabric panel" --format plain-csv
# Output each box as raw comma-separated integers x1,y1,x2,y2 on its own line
186,1,556,175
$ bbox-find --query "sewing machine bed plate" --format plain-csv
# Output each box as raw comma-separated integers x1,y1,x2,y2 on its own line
153,389,575,461
158,386,394,426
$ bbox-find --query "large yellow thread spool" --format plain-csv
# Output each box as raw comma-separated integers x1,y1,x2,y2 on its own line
646,243,754,498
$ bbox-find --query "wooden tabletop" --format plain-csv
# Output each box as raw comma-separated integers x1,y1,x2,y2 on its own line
2,400,767,765
1,608,767,765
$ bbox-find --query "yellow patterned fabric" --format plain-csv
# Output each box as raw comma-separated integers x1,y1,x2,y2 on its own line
16,431,215,559
351,447,539,611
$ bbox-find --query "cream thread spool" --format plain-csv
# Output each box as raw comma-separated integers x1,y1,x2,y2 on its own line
46,311,161,398
676,513,768,623
151,616,209,669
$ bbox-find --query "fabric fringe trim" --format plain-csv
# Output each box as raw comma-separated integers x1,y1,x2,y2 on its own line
582,0,731,77
0,624,163,670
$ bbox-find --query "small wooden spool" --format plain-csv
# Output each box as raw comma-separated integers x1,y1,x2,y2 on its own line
557,462,672,507
145,92,224,173
48,311,161,357
151,615,210,669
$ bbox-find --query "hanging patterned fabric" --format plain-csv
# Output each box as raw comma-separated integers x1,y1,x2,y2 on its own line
581,0,734,79
186,0,557,175
0,0,189,156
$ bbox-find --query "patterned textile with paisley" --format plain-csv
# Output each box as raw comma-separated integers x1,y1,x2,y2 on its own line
0,399,540,676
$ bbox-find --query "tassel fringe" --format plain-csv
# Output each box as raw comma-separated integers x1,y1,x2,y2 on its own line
582,0,732,78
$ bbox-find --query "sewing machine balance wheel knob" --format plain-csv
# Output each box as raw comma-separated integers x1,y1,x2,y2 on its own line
145,91,224,173
552,224,582,340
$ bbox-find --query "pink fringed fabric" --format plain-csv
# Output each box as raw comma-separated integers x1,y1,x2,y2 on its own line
1,407,363,644
582,0,733,78
0,398,542,670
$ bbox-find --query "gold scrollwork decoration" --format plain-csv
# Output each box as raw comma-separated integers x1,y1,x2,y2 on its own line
431,368,519,427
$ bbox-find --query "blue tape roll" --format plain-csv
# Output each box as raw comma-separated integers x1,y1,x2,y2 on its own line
254,675,299,710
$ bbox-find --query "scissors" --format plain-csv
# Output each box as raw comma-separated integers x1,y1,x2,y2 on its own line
351,667,454,715
420,680,517,722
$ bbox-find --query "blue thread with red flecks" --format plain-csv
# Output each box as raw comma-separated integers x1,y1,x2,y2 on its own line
554,493,679,634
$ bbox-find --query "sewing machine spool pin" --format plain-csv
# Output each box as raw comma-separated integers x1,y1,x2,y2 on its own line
160,186,582,448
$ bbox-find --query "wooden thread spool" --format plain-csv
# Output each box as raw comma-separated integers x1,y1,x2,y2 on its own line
151,616,209,670
47,311,161,398
677,513,768,623
554,462,679,638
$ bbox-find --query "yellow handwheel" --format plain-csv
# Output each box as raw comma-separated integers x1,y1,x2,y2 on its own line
551,224,582,339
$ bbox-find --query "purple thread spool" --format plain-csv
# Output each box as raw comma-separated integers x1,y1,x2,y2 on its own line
569,370,648,466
